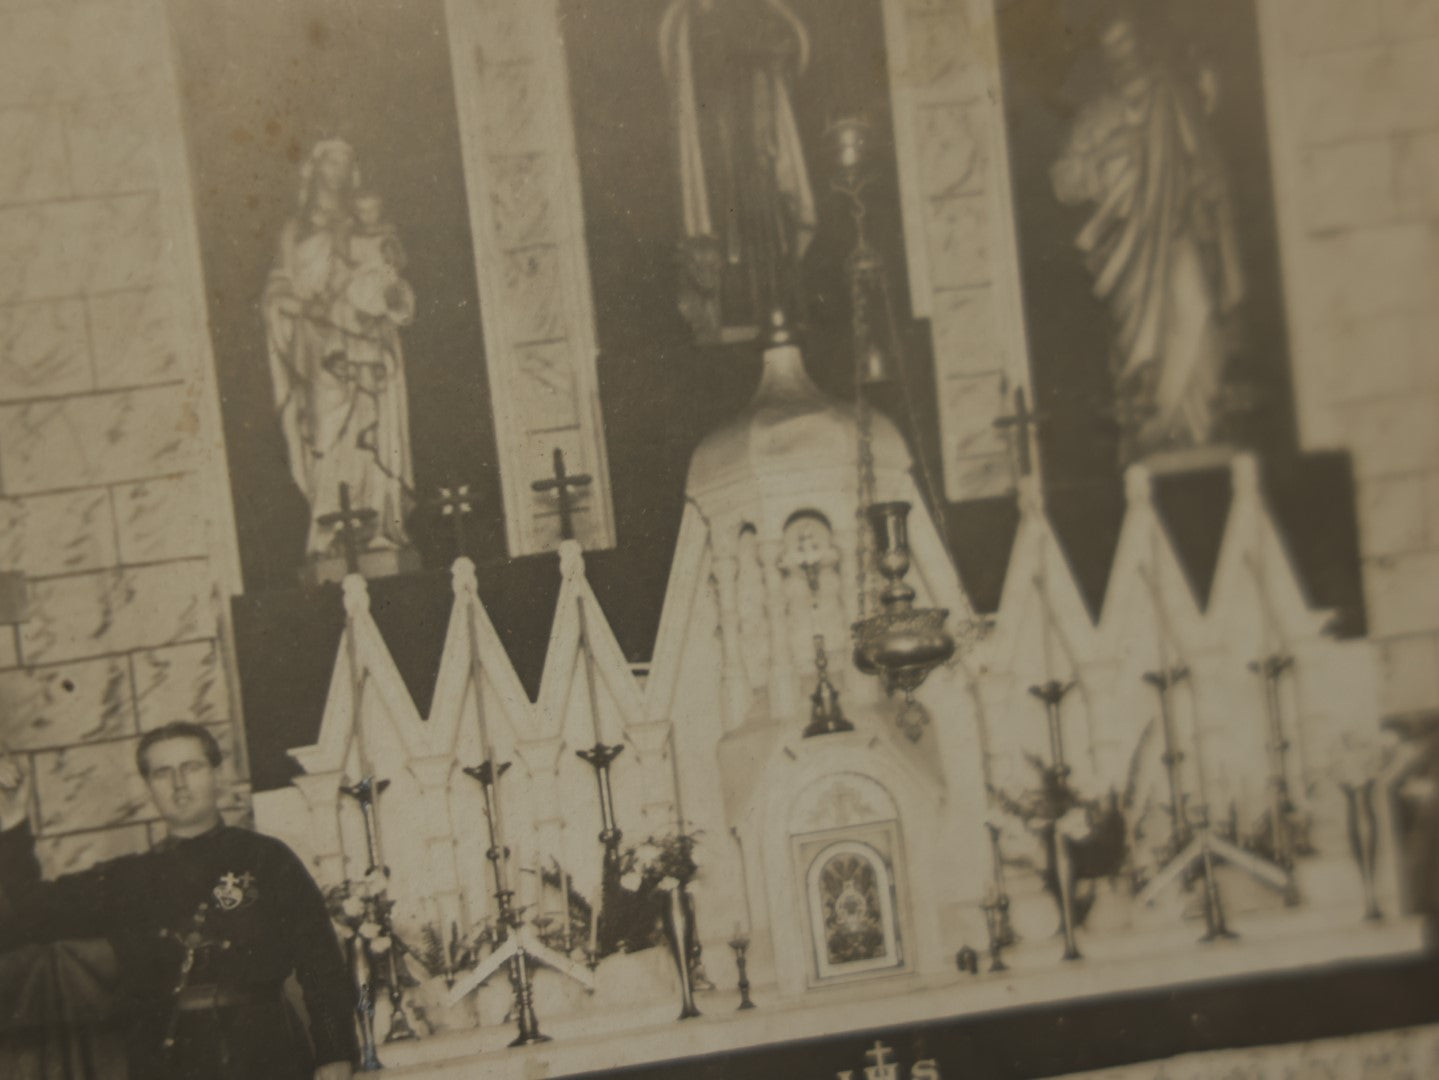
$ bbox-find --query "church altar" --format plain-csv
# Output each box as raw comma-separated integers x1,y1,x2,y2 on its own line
373,916,1427,1077
243,330,1432,1076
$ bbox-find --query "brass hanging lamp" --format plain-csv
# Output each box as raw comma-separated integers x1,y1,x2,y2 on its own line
831,116,967,740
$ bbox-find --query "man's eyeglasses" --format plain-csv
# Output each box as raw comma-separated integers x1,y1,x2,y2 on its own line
147,760,214,787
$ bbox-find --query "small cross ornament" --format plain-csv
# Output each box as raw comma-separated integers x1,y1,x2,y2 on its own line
531,448,592,543
317,483,378,575
993,384,1045,479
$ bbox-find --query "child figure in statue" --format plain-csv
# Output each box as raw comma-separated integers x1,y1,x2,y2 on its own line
342,191,417,330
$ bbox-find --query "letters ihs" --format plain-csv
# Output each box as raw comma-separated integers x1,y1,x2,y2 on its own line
836,1041,941,1080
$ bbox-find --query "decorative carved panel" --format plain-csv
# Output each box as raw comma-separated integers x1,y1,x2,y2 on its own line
445,0,616,555
883,0,1032,500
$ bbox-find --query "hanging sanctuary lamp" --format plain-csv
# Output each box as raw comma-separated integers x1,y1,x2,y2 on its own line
829,117,964,740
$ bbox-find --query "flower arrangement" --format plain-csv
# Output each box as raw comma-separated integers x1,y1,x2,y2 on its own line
594,832,701,958
326,869,394,956
419,916,498,989
324,870,423,993
992,737,1142,929
618,832,700,895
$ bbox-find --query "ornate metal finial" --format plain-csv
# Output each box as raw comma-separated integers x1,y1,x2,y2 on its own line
558,538,585,581
450,555,479,596
341,573,371,617
1124,461,1153,503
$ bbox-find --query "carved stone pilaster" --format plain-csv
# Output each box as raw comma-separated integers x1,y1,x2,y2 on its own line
710,551,748,731
882,0,1029,500
736,528,771,695
758,536,798,719
292,771,346,887
444,0,615,555
409,756,464,933
627,719,679,830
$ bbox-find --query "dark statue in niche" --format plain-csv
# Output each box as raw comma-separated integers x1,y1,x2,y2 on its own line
1050,9,1248,464
661,0,818,344
262,139,418,561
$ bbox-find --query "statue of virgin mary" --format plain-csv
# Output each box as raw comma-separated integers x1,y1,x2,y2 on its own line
261,139,416,559
660,0,818,344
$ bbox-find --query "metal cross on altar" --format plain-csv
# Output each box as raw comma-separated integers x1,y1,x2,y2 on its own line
993,385,1045,478
531,448,592,542
432,484,477,555
317,483,378,574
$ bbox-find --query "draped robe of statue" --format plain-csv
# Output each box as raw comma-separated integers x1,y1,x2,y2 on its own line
262,142,415,559
1051,39,1246,460
661,0,818,343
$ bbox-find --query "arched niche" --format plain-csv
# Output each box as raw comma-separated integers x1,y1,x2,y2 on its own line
804,839,903,979
788,772,909,984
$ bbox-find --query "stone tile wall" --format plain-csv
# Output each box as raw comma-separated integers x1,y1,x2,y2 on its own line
1263,0,1439,716
0,0,240,879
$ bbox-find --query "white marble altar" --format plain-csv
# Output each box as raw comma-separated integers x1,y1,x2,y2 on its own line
254,334,1422,1074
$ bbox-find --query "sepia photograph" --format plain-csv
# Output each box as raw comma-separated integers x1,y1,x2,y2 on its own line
0,0,1436,1077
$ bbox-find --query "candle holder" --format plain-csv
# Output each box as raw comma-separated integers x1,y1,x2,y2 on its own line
983,819,1017,950
1341,779,1383,922
350,937,382,1071
377,897,420,1044
339,775,391,876
1049,822,1084,961
577,742,627,869
662,884,702,1020
804,636,853,737
338,775,423,1045
460,759,550,1047
979,889,1010,973
1029,679,1076,782
1250,653,1301,906
728,932,756,1010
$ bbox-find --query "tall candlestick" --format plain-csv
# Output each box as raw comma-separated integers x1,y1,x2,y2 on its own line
461,760,550,1046
730,827,755,939
667,726,686,835
577,595,609,747
562,863,573,952
575,592,627,875
577,743,626,870
340,776,390,877
587,886,599,961
1144,665,1192,852
1251,652,1300,905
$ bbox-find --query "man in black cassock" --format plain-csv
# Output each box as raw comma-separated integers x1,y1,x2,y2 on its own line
0,721,358,1079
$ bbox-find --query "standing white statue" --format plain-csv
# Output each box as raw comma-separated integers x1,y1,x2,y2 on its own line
1051,14,1246,462
262,139,417,560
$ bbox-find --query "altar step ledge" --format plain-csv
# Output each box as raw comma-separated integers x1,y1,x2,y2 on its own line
379,914,1426,1078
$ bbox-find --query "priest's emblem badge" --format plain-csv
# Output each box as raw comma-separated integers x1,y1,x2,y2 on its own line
212,871,258,912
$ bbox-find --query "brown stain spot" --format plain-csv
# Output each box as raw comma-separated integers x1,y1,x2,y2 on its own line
264,117,281,139
286,138,303,165
176,403,200,438
244,194,260,211
307,18,329,49
230,126,253,146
